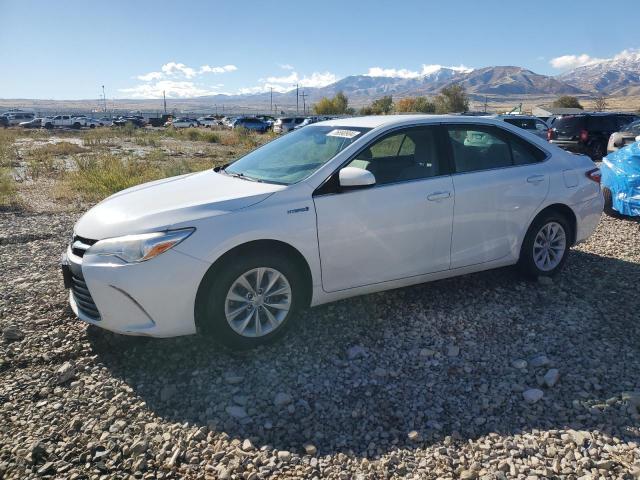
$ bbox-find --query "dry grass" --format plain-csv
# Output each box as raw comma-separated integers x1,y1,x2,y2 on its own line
2,126,273,209
0,168,18,207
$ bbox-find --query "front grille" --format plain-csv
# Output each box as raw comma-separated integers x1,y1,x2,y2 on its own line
71,273,100,320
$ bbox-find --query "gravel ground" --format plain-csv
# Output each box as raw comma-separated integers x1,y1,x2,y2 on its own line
1,211,640,479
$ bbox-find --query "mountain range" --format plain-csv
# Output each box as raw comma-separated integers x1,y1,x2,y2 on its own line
193,54,640,109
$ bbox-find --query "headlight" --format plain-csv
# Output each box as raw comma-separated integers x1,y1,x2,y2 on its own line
87,228,195,263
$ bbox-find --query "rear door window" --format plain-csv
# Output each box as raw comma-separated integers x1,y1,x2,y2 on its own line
446,124,546,173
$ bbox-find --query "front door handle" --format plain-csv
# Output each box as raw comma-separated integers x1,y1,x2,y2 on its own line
527,174,545,184
427,191,451,201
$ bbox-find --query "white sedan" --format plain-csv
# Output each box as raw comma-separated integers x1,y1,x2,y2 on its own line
62,115,603,349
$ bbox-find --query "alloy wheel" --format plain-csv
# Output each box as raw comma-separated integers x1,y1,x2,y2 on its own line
224,267,292,338
532,222,566,272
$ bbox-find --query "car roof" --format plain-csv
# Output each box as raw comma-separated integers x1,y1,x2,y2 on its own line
314,114,512,129
491,114,540,120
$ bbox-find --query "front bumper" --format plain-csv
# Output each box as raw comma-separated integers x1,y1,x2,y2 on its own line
63,245,211,337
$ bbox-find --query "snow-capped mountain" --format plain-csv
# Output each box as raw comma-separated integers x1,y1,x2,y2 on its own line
559,50,640,95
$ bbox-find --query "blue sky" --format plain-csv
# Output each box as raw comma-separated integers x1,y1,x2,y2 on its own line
1,0,638,99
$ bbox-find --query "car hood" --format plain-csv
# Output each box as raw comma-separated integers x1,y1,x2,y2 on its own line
74,170,285,239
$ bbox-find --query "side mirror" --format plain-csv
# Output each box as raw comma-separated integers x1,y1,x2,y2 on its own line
339,167,376,189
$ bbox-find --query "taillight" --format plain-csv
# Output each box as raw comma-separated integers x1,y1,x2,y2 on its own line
579,129,589,143
586,168,601,184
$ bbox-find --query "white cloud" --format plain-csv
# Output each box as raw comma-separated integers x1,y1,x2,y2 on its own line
137,71,163,81
299,72,338,88
366,67,421,79
134,62,238,83
550,54,604,70
549,48,640,71
366,64,473,78
241,71,338,94
199,64,237,74
161,62,197,78
279,64,295,70
421,64,473,75
118,80,223,99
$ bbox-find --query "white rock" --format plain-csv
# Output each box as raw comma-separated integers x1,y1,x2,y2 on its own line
446,345,460,357
407,430,420,442
523,388,544,404
277,450,291,461
274,392,292,407
347,345,366,360
529,354,550,368
511,359,528,369
303,443,317,455
225,406,248,419
543,368,560,387
54,361,75,385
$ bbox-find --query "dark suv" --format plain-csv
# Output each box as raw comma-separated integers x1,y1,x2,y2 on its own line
548,113,639,160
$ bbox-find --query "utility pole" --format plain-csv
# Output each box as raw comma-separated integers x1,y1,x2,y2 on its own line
296,84,299,114
484,96,488,113
270,87,273,114
102,85,107,113
163,90,167,114
300,91,308,115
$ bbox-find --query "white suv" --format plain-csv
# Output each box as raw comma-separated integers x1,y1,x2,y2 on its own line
62,115,603,349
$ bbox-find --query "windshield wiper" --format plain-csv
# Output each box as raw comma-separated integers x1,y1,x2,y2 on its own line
221,168,261,182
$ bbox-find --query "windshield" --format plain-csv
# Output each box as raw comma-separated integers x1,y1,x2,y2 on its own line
622,120,640,134
225,125,370,184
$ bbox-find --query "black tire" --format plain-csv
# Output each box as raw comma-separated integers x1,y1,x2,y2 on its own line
44,123,53,129
89,124,96,129
589,141,606,161
197,251,305,350
518,211,572,279
602,187,616,216
73,122,81,129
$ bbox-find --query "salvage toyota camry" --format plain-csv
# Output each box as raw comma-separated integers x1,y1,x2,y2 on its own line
62,115,603,349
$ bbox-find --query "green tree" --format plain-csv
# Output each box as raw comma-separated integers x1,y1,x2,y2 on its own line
313,91,350,115
413,97,436,113
361,95,394,115
551,96,584,110
435,85,469,114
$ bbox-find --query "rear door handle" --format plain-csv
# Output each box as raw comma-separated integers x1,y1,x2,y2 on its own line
527,174,545,184
427,191,451,201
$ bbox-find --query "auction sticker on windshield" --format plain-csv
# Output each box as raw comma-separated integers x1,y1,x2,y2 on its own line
326,129,361,139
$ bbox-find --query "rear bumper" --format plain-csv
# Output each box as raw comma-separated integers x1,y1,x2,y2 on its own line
573,193,604,244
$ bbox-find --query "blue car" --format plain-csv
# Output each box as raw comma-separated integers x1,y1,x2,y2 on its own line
601,140,640,216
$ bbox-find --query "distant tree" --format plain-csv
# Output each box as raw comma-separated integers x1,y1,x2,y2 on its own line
361,95,394,115
413,97,436,113
594,95,608,112
395,97,417,112
395,96,436,113
435,85,469,114
313,91,350,115
551,96,584,110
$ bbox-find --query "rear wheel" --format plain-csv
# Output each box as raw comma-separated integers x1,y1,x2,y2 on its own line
519,212,571,278
198,251,304,349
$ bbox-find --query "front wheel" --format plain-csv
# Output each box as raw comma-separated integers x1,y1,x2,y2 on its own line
518,213,571,278
198,252,304,349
